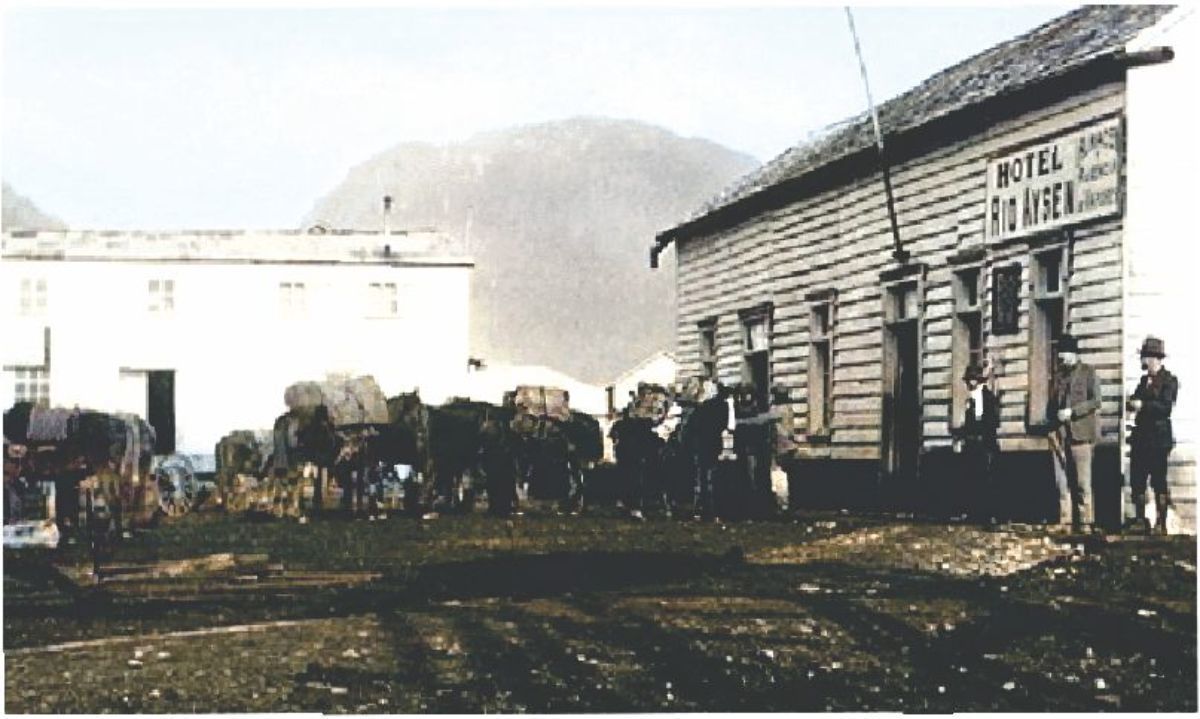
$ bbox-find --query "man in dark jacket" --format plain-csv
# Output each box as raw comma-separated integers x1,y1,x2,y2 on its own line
952,362,1000,524
480,414,517,517
688,380,732,521
1126,336,1179,534
298,405,337,517
1048,334,1103,532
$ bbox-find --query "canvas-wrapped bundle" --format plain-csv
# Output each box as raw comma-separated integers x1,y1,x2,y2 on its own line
513,385,571,422
215,429,271,478
283,382,325,413
283,375,389,427
26,407,76,442
3,402,155,476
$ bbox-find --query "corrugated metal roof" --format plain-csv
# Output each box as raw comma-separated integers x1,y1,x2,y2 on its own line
680,5,1173,229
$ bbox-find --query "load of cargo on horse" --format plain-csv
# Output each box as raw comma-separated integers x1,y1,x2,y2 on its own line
607,379,791,521
213,375,604,520
3,401,157,548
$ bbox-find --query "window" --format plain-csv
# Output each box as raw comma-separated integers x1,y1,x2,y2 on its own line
279,282,307,317
368,282,398,318
1039,251,1062,295
148,279,174,313
952,268,986,426
957,268,981,311
19,278,47,317
13,367,50,407
808,297,835,436
744,317,769,353
740,305,772,412
698,319,717,382
1028,245,1068,426
890,282,921,321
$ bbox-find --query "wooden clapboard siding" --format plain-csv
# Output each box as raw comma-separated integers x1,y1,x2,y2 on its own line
675,77,1127,463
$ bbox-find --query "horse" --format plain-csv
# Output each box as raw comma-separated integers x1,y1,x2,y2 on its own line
4,402,157,557
215,430,270,512
265,404,339,518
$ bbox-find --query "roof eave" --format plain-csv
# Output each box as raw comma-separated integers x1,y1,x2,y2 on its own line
650,45,1173,267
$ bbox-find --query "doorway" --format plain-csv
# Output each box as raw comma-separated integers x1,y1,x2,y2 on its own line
882,277,923,493
885,321,921,483
147,370,176,454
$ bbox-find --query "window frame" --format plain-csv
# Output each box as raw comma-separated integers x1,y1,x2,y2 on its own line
19,278,47,318
1027,241,1070,429
367,281,399,319
738,303,773,412
148,278,175,314
12,366,50,408
697,318,718,382
951,265,987,429
806,291,836,439
278,281,308,318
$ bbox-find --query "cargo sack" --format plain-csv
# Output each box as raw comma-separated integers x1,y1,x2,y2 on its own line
513,386,571,422
284,375,389,427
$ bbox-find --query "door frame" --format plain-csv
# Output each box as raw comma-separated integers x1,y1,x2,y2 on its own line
879,264,927,484
119,366,177,455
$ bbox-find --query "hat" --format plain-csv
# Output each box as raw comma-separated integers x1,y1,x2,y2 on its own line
963,362,986,382
1139,336,1166,358
1057,334,1080,354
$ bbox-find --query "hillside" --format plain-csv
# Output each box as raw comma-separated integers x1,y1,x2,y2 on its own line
2,182,67,231
305,117,757,385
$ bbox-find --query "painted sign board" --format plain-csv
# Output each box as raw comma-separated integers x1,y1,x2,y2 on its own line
985,117,1122,242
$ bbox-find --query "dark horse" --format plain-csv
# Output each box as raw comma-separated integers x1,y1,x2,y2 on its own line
383,393,506,515
610,382,733,519
385,392,601,516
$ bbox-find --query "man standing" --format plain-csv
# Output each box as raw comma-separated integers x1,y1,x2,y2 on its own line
1126,336,1179,535
734,385,777,518
480,414,517,517
952,362,1000,524
688,379,731,521
1048,334,1103,532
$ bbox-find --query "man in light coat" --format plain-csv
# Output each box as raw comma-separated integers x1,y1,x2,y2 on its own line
1048,333,1103,532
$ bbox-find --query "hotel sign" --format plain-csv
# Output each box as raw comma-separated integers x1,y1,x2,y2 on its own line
985,117,1122,242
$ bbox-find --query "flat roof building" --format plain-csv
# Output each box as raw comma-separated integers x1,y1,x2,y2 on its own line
2,227,473,462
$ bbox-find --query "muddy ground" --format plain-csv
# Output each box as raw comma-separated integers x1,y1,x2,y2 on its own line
4,509,1196,712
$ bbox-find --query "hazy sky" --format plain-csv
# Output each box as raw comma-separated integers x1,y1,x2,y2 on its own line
2,3,1073,229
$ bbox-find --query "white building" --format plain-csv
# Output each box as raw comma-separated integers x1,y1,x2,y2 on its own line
605,351,678,417
1,228,472,461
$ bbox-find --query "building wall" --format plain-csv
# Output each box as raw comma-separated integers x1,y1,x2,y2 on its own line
2,231,471,458
675,75,1140,522
1123,7,1198,532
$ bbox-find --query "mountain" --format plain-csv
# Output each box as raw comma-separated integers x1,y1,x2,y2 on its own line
305,117,758,385
2,183,67,231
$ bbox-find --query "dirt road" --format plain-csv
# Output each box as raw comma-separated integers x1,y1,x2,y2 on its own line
4,511,1195,712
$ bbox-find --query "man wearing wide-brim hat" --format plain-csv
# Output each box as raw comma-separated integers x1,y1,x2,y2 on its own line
1048,333,1102,532
952,360,1000,524
1126,336,1179,534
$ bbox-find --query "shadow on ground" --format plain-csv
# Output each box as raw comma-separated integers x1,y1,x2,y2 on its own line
4,515,1196,713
